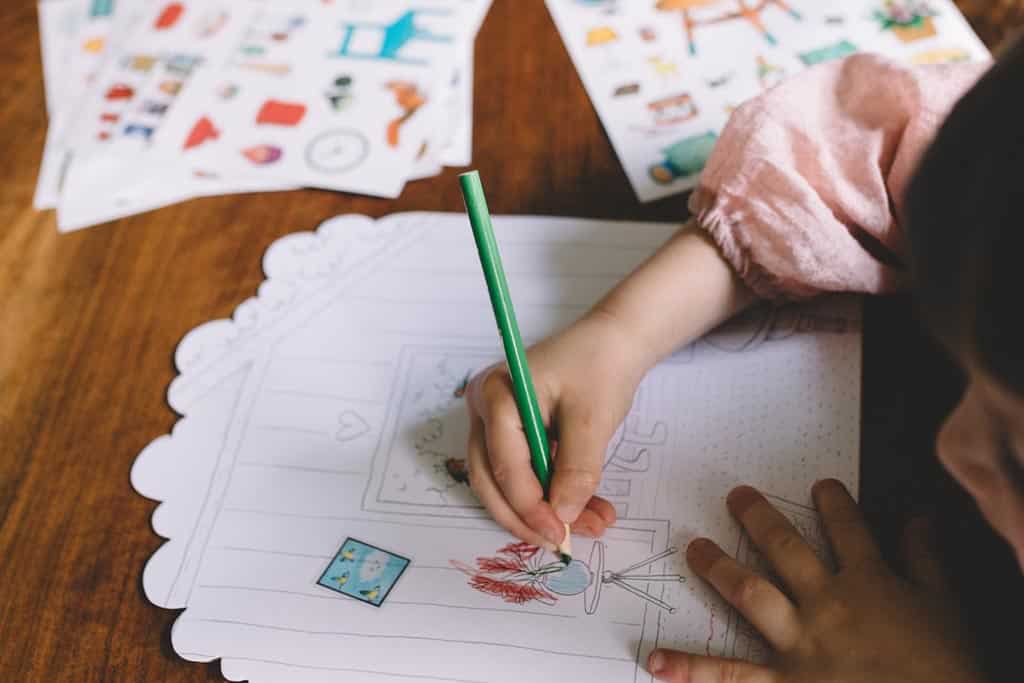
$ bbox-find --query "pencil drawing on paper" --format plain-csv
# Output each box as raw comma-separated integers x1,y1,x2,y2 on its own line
666,304,854,364
336,409,371,441
605,414,668,473
596,413,669,518
452,541,685,614
369,347,496,511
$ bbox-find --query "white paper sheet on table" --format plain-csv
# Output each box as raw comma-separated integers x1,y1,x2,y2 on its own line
147,1,470,197
34,0,140,210
545,0,990,202
38,0,493,230
132,212,861,682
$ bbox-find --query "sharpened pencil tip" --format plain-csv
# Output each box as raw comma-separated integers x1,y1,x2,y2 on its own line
556,522,572,565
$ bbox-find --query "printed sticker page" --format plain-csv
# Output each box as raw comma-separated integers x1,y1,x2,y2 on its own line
151,0,473,197
545,0,990,202
133,212,861,682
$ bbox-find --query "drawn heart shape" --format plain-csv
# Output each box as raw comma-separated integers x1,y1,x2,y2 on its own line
336,411,370,442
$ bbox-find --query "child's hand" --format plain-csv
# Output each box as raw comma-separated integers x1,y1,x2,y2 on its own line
648,481,984,683
464,311,650,550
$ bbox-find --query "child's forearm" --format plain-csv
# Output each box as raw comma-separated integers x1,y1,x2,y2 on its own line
586,219,757,371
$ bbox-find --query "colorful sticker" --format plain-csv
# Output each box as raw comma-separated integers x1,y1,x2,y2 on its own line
256,99,308,127
798,39,858,65
384,81,426,147
873,1,938,43
649,131,717,185
333,9,454,64
326,75,355,111
317,538,411,607
242,144,283,165
911,46,970,64
655,0,802,55
105,83,135,101
184,116,220,149
155,2,185,30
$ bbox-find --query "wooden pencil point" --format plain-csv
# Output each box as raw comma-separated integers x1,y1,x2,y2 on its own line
558,522,572,564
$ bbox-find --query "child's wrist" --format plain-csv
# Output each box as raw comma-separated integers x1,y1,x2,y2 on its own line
580,304,660,378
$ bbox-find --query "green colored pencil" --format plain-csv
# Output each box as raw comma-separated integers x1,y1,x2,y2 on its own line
459,170,571,564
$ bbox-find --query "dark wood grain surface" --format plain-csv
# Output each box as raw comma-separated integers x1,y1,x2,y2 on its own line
1,2,1021,681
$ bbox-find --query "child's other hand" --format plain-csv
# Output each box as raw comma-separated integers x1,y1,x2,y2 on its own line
464,310,650,550
648,481,984,683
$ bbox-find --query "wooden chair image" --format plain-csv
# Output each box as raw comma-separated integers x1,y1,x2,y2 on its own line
656,0,802,55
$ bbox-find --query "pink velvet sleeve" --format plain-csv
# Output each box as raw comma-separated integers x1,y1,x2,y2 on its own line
689,54,989,301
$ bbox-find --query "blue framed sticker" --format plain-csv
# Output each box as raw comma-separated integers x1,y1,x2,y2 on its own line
317,538,410,607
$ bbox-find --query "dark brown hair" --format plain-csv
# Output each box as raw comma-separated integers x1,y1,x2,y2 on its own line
904,35,1024,393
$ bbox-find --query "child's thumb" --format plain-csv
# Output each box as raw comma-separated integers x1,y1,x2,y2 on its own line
548,404,612,526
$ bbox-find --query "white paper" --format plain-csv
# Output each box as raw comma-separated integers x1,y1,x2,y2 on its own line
546,0,991,202
150,1,474,197
132,212,861,682
54,1,300,229
438,0,492,167
35,0,133,210
39,0,492,228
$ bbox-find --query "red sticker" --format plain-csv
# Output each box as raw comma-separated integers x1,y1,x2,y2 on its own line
184,116,220,150
256,99,307,127
105,83,134,101
155,3,184,30
100,112,120,124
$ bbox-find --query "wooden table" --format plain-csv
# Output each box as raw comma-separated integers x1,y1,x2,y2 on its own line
2,2,1022,680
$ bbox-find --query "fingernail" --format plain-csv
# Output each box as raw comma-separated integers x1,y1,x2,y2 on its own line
541,524,564,547
685,538,720,574
648,650,665,675
726,485,760,517
555,504,581,525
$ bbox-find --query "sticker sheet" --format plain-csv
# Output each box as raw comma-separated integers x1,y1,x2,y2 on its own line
63,1,251,156
34,0,146,210
35,0,493,230
546,0,991,202
150,1,472,197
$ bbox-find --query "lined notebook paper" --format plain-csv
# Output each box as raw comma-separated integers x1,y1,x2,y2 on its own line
133,212,861,682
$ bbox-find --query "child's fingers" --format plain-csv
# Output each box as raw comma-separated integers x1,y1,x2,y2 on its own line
570,497,617,537
686,538,801,651
901,516,951,593
548,401,615,526
471,375,566,547
812,479,883,571
466,417,556,551
466,368,566,547
647,648,777,683
726,486,830,600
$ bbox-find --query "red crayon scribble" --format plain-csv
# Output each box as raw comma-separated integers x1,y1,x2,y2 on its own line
476,556,522,573
451,543,558,606
468,575,556,605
